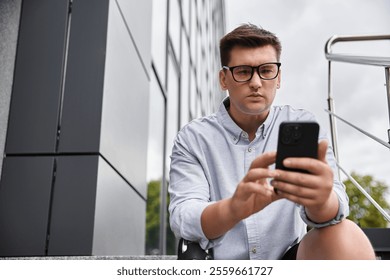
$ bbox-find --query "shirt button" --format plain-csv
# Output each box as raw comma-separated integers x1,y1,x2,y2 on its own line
248,147,252,152
251,247,257,253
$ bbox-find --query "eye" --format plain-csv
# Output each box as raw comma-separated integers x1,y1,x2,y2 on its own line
259,66,274,74
259,64,278,78
234,66,251,75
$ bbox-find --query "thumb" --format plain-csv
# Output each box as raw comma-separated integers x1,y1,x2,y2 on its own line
318,140,328,163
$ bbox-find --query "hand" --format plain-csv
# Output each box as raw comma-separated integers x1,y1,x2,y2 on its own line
201,151,280,239
229,151,280,221
271,140,339,223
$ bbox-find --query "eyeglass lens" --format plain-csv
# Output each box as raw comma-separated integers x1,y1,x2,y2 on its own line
232,63,279,81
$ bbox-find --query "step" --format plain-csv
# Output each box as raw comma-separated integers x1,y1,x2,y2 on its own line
363,228,390,260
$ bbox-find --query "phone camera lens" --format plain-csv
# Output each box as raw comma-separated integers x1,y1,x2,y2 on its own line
282,135,291,144
292,126,302,140
281,124,303,145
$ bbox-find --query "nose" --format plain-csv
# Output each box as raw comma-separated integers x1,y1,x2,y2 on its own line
249,69,262,89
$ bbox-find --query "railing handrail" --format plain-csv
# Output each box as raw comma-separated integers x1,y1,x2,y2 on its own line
325,34,390,224
325,34,390,67
325,109,390,149
325,34,390,151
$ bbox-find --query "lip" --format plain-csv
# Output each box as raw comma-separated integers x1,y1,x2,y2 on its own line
248,93,264,98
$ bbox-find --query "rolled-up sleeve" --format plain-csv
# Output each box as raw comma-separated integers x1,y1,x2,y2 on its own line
168,131,222,249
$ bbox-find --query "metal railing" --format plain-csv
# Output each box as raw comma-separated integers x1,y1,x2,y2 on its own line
325,34,390,222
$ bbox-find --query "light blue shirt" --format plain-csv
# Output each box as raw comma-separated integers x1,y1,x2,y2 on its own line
169,98,349,260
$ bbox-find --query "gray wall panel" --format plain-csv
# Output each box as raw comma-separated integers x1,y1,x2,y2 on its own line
92,158,146,255
0,157,54,256
5,0,69,154
58,0,109,153
100,0,150,198
47,155,99,255
0,0,153,257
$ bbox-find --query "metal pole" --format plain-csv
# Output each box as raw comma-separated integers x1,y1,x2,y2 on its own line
327,61,340,162
159,101,168,256
325,109,390,149
159,0,170,256
385,67,390,144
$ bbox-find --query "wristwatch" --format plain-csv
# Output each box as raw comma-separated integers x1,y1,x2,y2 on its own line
299,196,345,229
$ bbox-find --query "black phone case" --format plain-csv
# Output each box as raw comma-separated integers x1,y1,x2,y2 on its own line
275,122,319,173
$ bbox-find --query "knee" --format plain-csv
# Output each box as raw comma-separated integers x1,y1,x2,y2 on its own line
298,219,376,260
310,219,367,240
319,218,362,236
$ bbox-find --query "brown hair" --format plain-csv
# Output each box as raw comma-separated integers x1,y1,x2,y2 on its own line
219,23,282,66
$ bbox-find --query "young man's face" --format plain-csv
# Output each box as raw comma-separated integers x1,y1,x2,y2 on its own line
219,45,281,120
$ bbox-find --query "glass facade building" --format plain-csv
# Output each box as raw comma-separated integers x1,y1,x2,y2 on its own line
148,0,226,254
0,0,225,257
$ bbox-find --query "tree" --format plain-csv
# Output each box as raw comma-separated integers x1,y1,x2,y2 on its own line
344,172,390,228
145,180,176,255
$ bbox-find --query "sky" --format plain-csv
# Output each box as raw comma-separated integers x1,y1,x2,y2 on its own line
225,0,390,202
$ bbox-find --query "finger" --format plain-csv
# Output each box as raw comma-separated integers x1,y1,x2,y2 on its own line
250,151,276,169
273,166,330,190
272,188,315,206
317,140,328,164
244,168,277,183
239,181,274,196
271,179,316,199
282,157,330,176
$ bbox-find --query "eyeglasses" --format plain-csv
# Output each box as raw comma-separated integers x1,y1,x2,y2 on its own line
222,62,281,82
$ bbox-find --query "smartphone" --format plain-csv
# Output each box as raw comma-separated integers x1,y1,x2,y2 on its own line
275,122,319,173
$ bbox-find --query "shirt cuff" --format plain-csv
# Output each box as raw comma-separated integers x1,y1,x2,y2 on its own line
299,196,345,228
176,200,225,250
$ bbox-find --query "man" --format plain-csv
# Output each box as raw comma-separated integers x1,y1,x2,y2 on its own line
168,24,375,259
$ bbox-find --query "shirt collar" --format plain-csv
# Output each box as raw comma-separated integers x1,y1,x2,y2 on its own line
261,104,275,139
216,97,242,144
216,97,275,143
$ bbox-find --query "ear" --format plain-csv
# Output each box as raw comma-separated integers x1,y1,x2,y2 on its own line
276,69,281,89
219,69,228,91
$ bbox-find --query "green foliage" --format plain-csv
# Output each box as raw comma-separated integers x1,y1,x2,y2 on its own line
145,180,176,255
344,172,390,228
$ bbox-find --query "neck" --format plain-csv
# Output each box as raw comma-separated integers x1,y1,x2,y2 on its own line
228,107,269,141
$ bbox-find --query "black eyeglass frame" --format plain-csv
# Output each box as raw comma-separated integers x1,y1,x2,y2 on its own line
222,62,281,82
